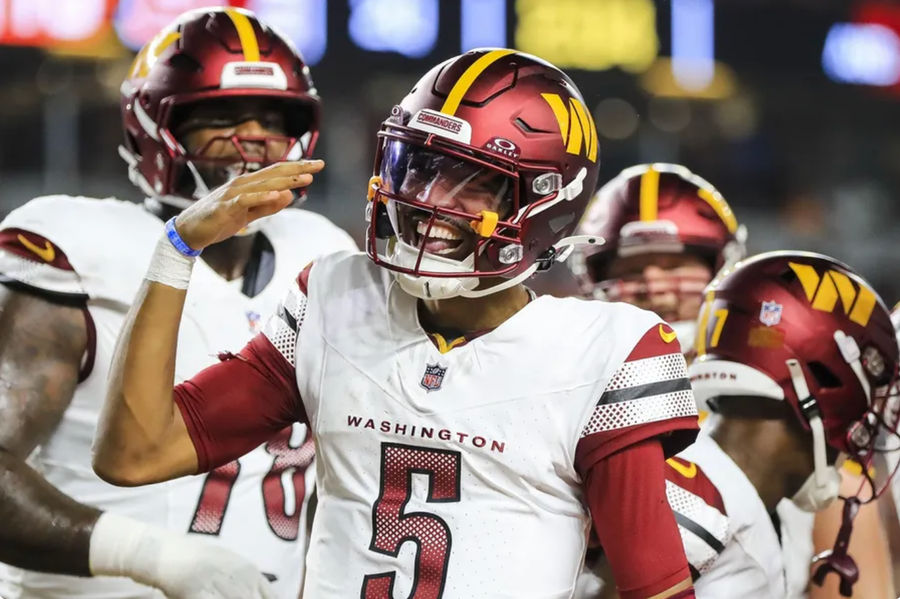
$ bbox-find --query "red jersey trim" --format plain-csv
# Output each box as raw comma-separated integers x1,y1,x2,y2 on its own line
576,415,699,477
0,228,75,271
628,322,681,361
297,262,313,295
665,457,727,516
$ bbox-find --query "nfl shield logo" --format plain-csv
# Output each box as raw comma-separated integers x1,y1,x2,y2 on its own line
420,363,447,392
759,301,783,327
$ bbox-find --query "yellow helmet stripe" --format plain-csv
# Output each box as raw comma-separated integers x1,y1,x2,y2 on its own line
788,262,821,301
697,188,738,234
639,166,660,221
568,98,591,158
132,31,181,78
541,93,569,144
849,286,876,326
585,105,598,162
224,8,261,62
440,49,516,116
695,290,716,357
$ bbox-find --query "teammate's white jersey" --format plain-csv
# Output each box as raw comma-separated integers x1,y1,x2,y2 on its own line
0,195,356,599
776,499,815,599
254,252,698,598
664,433,787,598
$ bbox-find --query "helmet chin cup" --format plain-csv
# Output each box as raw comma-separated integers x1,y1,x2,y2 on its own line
388,239,479,300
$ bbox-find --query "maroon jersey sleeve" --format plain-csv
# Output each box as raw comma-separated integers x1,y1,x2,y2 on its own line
583,439,694,599
576,322,700,473
174,265,313,472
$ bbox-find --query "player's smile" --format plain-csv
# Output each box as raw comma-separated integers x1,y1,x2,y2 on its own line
408,215,472,259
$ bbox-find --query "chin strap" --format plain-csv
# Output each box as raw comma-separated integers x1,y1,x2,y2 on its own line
812,497,861,597
787,359,832,488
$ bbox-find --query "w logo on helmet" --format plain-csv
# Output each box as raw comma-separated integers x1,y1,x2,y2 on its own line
540,93,598,162
789,262,876,326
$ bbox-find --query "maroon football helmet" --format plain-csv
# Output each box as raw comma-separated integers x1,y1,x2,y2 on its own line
119,7,320,208
691,251,899,501
690,251,900,596
572,163,746,300
365,48,601,299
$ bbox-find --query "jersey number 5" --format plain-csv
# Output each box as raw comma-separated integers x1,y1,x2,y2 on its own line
189,426,315,540
362,443,462,599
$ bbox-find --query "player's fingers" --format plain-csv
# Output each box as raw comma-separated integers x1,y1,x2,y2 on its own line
246,190,294,220
233,159,324,187
235,172,317,195
234,178,311,209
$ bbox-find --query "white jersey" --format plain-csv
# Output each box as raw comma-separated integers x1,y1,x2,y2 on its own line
0,195,356,599
665,433,786,598
776,499,815,599
253,252,698,598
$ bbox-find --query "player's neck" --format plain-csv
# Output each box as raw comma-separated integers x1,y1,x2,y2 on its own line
710,419,807,512
418,283,531,335
202,235,256,281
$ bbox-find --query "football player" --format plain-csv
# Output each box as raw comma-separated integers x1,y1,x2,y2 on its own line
673,251,900,597
570,163,746,359
573,166,895,599
0,7,355,599
96,49,701,598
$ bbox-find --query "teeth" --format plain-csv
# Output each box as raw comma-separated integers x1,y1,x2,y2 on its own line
416,220,461,240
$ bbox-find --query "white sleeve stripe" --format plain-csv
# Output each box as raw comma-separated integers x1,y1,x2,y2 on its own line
677,524,721,576
580,389,696,436
674,512,725,554
604,352,688,392
262,280,308,368
665,480,730,574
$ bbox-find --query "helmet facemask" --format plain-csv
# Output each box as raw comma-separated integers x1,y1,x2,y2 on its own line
163,96,316,209
368,129,545,300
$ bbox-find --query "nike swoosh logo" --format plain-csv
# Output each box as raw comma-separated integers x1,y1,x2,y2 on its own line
17,234,55,262
667,457,697,479
659,324,677,344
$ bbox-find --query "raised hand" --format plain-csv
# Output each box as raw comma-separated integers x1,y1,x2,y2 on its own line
174,160,324,251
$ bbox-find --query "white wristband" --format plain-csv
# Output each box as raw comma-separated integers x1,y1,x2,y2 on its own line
88,512,157,582
89,511,275,599
145,233,196,290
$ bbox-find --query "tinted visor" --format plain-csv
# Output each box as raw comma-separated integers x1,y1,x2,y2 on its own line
380,139,516,266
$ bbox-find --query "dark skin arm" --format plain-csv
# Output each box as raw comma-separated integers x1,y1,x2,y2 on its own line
0,284,97,575
0,446,99,575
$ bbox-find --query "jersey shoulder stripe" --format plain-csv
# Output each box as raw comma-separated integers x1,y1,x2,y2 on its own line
263,262,313,366
664,459,730,577
581,322,695,437
665,478,730,576
665,456,727,515
0,228,85,297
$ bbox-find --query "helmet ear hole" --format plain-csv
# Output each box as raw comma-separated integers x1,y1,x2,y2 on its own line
808,361,842,389
168,53,202,72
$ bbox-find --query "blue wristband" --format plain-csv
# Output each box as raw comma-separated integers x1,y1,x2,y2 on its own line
164,217,202,257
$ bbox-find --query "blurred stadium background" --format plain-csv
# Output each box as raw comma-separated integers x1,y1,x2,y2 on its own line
1,0,898,299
